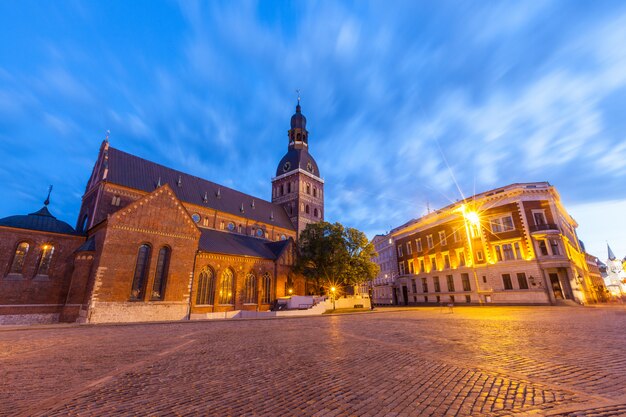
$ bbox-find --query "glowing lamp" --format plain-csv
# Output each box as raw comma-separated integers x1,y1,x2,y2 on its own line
465,211,480,225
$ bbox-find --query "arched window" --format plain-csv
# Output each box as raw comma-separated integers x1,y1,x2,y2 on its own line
261,272,272,304
151,246,170,300
313,187,317,197
36,244,55,276
9,242,29,275
287,182,291,193
196,268,215,305
281,184,284,195
305,205,310,214
244,273,257,304
314,208,319,218
130,244,151,300
218,268,234,304
306,183,311,194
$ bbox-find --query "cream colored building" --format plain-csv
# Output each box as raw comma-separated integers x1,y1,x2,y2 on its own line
386,182,599,306
370,234,397,305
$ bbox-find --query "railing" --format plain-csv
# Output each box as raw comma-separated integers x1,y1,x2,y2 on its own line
529,223,559,233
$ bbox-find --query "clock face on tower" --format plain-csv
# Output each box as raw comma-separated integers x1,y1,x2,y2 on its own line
283,161,291,172
306,162,313,173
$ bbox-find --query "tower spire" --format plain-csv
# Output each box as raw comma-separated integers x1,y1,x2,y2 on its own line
44,185,53,206
608,243,616,261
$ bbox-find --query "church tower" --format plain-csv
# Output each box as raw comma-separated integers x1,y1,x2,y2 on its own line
272,99,324,237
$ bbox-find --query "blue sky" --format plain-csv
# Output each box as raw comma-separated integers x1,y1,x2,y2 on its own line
1,1,625,260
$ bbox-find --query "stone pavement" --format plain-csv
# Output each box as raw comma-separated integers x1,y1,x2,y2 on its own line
2,306,626,416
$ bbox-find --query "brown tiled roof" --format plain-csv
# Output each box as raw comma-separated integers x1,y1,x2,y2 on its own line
198,228,291,259
106,147,294,230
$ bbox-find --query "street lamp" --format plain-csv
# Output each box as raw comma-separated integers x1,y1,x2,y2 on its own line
288,288,293,296
460,204,483,306
330,286,336,310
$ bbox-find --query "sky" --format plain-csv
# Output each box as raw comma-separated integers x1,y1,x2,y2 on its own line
0,0,625,260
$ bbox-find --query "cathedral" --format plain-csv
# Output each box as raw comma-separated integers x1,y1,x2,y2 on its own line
0,101,324,324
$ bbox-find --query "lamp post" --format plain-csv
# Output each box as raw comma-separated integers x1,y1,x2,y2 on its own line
331,286,336,310
460,204,484,306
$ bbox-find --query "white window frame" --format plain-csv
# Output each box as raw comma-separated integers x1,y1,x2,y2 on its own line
397,245,403,257
427,235,434,249
406,241,413,255
490,214,515,233
439,231,447,246
531,209,547,226
416,238,423,252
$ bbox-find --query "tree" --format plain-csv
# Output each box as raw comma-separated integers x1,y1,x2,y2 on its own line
295,221,379,294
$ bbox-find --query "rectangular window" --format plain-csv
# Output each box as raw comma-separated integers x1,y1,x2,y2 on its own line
446,275,455,292
465,295,471,303
453,230,460,242
439,231,447,246
502,273,513,290
399,262,405,275
424,296,429,303
419,259,425,273
533,211,546,225
490,215,515,233
517,272,529,290
430,256,437,271
494,245,503,262
436,295,440,303
502,244,515,260
444,254,450,269
461,273,471,291
416,238,423,252
458,251,466,267
476,250,484,262
408,259,414,274
421,277,428,293
397,245,403,257
514,242,522,259
550,239,560,256
450,295,455,303
407,242,413,255
411,279,417,293
427,235,434,249
434,276,440,292
539,240,549,256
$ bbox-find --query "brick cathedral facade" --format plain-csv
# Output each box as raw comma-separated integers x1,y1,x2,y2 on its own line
0,102,323,324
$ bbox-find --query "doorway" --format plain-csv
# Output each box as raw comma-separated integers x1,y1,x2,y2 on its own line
549,273,564,299
402,286,409,306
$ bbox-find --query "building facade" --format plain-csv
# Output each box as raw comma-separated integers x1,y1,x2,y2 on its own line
604,244,626,298
370,234,397,305
0,102,322,324
379,182,601,306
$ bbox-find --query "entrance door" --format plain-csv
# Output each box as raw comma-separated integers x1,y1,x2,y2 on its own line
402,286,409,306
549,273,564,299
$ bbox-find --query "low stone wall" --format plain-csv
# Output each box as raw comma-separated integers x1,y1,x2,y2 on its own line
0,313,60,325
86,301,188,323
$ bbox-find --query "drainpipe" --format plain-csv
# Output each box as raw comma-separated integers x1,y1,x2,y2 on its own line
186,250,200,320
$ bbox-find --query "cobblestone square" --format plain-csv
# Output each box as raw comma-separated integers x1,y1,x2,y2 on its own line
2,306,626,416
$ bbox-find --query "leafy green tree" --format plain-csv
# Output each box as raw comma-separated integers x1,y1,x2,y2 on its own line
295,221,379,294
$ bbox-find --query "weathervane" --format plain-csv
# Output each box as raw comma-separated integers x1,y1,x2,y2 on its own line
44,185,53,206
296,89,301,104
105,129,110,142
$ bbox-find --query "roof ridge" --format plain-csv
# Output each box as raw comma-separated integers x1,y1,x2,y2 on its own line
108,146,277,206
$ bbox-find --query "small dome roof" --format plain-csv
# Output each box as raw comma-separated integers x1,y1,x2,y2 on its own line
290,103,307,130
276,148,320,177
0,206,78,235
